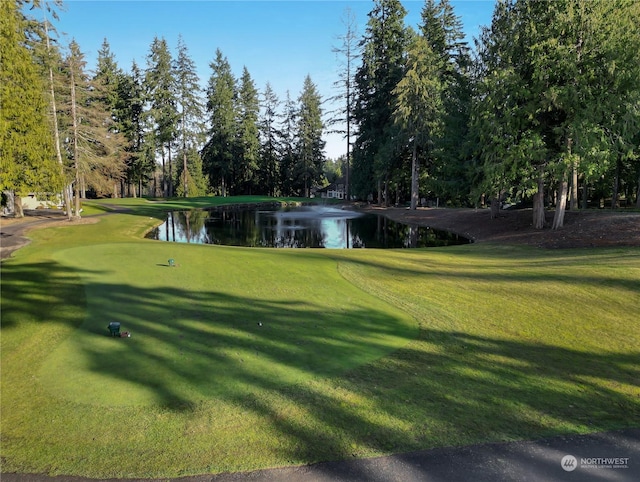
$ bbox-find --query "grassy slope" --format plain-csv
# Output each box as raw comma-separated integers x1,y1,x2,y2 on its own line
1,198,639,478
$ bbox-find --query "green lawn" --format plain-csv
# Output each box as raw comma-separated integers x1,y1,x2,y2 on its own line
1,197,639,478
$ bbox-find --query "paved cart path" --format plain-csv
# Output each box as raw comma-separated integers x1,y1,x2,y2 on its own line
2,429,639,482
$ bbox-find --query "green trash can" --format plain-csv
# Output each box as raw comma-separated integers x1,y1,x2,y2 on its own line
108,322,121,337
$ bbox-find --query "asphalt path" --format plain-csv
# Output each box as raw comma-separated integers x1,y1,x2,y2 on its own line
2,429,639,482
0,211,68,260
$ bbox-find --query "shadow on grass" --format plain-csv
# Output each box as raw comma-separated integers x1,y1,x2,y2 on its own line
329,247,640,295
36,272,416,411
0,260,98,331
228,326,640,465
2,252,639,475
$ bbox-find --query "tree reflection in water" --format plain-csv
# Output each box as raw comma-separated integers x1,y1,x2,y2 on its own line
148,206,470,249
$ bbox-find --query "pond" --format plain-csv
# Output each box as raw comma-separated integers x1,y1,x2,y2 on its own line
146,205,471,249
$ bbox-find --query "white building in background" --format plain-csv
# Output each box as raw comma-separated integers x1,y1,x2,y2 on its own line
316,178,346,200
1,191,62,215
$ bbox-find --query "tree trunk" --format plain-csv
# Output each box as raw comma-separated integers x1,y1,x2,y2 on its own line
168,143,173,198
161,148,167,197
636,173,640,208
345,129,350,202
12,192,24,218
611,156,620,209
74,179,81,218
490,197,500,219
377,179,382,206
410,141,419,210
581,181,588,210
384,178,389,207
182,148,189,198
69,60,81,219
570,160,578,210
44,18,72,220
552,170,569,230
533,175,545,230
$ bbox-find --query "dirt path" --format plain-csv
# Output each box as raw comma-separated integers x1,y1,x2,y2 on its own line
359,206,640,249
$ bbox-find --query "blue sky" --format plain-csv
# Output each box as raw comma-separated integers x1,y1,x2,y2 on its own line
53,0,495,158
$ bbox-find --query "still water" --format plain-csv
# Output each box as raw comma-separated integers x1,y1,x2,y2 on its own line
147,205,470,249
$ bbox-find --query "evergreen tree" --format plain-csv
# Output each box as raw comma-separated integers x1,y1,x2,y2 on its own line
473,0,640,228
235,66,260,194
173,35,206,197
278,91,298,196
63,39,126,210
420,0,473,205
324,156,344,185
93,38,129,198
294,75,325,197
202,49,237,196
330,7,360,200
352,0,408,204
145,36,178,197
116,60,152,197
0,0,62,216
258,82,281,196
393,32,444,210
471,0,548,226
95,38,121,116
37,2,73,217
175,147,208,197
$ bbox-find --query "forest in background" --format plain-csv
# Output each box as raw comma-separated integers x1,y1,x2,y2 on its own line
2,0,639,229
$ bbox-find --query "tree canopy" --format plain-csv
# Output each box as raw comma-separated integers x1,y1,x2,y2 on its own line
4,0,639,224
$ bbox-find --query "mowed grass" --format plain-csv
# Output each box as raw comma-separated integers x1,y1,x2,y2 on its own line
1,198,639,478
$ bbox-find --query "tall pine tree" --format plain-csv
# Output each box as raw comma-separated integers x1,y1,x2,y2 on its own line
202,49,236,196
278,91,298,196
235,66,260,194
420,0,473,205
393,32,444,210
173,35,206,197
116,60,152,197
1,0,62,217
330,7,360,201
352,0,408,204
145,36,178,197
258,82,281,196
63,39,126,210
294,75,325,198
473,0,640,228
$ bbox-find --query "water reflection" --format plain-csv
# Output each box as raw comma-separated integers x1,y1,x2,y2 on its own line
147,206,470,249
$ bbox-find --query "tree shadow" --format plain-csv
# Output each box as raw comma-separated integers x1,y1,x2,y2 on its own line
38,276,416,411
0,260,100,330
40,273,640,468
3,248,639,477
